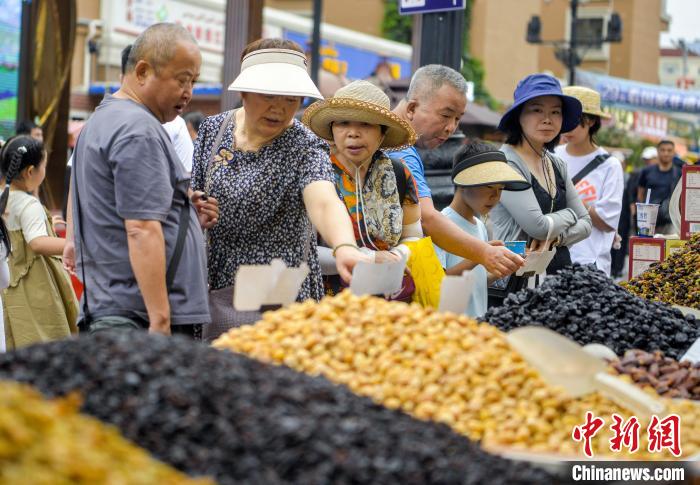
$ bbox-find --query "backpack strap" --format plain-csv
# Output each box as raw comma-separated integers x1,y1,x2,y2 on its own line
572,153,609,186
387,155,408,204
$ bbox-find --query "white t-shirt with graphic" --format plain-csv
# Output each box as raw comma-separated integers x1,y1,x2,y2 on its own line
555,145,624,275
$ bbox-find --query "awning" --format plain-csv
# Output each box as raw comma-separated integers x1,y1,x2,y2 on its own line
462,102,501,127
88,83,223,97
576,70,700,114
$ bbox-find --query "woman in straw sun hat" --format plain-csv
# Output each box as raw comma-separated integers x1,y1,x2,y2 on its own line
554,86,624,276
303,80,421,299
190,39,366,339
490,74,592,280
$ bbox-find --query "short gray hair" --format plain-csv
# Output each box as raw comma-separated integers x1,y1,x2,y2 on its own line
406,64,467,101
126,23,197,73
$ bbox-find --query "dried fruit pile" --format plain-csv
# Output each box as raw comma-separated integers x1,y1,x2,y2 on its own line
623,234,700,309
611,349,700,401
482,264,698,359
214,292,700,459
0,332,566,485
0,380,212,485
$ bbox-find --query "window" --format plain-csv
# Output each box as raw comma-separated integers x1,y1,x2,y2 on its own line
665,65,676,75
567,8,612,62
575,18,605,48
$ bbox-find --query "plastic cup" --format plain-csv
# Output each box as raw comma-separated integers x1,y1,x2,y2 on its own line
505,241,527,256
636,203,659,237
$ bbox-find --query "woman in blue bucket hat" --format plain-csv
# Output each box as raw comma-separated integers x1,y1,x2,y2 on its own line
489,74,592,301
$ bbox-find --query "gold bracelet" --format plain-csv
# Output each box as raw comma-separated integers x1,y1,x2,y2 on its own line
332,243,360,257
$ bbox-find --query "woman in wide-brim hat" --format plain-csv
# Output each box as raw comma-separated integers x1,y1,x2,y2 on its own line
303,80,421,300
489,73,592,299
190,38,366,340
554,86,623,276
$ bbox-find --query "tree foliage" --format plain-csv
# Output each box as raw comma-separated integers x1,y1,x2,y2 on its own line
381,1,412,44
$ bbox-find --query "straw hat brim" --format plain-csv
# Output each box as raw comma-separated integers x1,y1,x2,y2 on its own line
302,98,417,150
582,107,612,119
228,62,324,100
453,160,531,191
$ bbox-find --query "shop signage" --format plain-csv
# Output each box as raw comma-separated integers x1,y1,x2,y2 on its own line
578,70,700,114
111,0,225,53
398,0,466,15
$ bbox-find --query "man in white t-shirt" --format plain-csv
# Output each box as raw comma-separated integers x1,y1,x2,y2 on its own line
556,87,623,275
162,115,194,173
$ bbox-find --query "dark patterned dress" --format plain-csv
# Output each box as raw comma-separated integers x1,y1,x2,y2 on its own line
191,111,334,301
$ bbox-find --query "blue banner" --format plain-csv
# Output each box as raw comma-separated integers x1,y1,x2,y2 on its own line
577,70,700,114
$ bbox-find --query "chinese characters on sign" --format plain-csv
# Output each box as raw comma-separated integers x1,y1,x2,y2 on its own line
572,413,682,458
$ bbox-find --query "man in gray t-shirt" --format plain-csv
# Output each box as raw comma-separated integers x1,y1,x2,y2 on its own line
68,23,217,334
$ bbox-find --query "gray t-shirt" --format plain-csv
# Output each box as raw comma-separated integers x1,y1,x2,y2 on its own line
72,96,210,325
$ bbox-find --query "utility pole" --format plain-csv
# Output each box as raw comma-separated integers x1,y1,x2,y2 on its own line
415,10,464,71
17,0,33,124
568,0,579,86
310,0,323,86
402,2,466,72
221,0,263,111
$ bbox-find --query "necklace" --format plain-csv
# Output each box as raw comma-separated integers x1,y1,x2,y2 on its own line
522,136,556,213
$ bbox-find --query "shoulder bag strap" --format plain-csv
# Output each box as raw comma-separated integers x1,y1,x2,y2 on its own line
72,134,91,320
572,154,609,186
204,109,237,195
165,190,190,289
387,155,408,204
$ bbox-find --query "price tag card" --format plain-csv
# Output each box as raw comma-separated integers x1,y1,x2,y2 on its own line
234,259,308,311
682,337,700,364
350,259,406,297
516,249,556,276
438,270,475,314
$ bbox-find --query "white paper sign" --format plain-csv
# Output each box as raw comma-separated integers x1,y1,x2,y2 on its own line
438,270,475,314
516,249,556,276
350,259,406,297
233,259,309,311
681,337,700,364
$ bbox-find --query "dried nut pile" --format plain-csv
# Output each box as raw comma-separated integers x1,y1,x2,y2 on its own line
0,380,212,485
623,234,700,309
611,349,700,400
482,264,698,359
214,292,700,459
0,332,568,485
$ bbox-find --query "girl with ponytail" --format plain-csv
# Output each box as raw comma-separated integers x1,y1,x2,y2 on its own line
0,135,77,350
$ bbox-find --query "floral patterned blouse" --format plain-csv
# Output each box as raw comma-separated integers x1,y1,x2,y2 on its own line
191,111,334,301
331,152,419,251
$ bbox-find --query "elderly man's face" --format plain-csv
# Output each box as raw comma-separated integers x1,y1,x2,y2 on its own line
406,84,466,149
141,41,201,123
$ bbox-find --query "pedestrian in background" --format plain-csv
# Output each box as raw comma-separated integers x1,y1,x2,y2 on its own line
637,140,682,234
184,111,205,141
0,135,77,350
15,120,43,143
391,65,523,279
555,86,623,275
